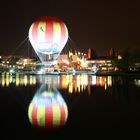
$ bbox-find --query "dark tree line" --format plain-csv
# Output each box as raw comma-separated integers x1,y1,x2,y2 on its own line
116,48,140,73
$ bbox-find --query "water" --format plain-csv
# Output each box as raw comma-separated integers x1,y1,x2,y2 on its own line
0,73,140,139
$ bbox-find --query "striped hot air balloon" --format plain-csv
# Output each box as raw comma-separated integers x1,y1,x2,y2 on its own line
28,85,68,128
28,16,68,62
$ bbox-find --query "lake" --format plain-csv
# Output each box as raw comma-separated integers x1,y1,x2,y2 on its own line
0,73,140,139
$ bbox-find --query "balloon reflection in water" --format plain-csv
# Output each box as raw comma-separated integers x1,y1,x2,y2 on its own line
28,84,68,128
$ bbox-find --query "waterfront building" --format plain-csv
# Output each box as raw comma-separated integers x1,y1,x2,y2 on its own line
86,48,118,72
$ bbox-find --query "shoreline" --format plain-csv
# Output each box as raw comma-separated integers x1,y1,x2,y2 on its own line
0,70,140,76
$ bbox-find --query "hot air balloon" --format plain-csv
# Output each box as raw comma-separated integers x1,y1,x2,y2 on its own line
29,16,68,66
28,84,68,128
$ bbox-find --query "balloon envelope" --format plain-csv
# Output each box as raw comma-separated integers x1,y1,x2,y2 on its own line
29,16,68,62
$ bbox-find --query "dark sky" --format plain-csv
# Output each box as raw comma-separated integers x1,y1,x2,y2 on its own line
0,0,140,56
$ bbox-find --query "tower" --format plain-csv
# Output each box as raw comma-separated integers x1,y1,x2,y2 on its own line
87,48,96,60
109,48,115,57
87,48,91,60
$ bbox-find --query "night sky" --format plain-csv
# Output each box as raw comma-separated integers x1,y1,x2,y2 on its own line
0,0,140,56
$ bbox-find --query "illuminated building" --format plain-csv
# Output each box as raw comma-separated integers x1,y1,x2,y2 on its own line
87,57,118,72
86,48,119,72
0,55,36,72
57,54,70,70
0,47,122,73
17,58,36,70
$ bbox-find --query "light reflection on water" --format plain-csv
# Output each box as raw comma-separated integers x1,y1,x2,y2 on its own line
0,73,140,95
134,79,140,86
0,73,36,87
0,73,140,135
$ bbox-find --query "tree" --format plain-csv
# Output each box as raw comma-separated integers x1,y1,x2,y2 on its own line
117,47,140,73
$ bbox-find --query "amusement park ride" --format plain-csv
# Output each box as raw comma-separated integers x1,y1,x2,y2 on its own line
28,16,69,75
28,16,97,75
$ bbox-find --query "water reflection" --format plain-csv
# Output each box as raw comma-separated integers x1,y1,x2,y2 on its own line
0,73,113,91
134,79,140,86
0,73,36,87
0,73,140,96
28,84,68,128
37,75,60,88
0,73,140,132
59,75,113,94
96,76,112,90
